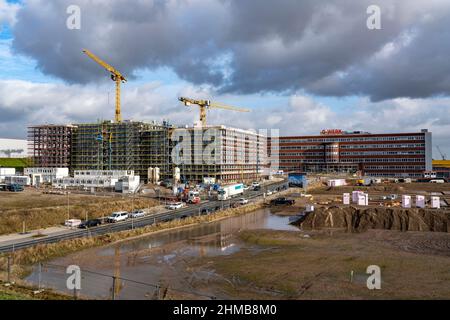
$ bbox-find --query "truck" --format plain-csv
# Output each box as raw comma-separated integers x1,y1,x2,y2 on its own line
187,191,201,204
357,178,373,186
218,183,244,201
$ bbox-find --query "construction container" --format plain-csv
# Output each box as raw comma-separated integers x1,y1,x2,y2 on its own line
402,195,412,208
431,196,441,209
415,195,425,208
5,176,31,186
352,191,364,203
327,179,346,187
343,193,350,205
357,193,368,206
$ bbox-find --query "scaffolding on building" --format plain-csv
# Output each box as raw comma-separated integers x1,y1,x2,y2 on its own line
70,120,173,181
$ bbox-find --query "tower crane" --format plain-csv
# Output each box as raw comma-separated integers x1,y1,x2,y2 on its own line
82,49,127,123
436,145,447,160
179,97,251,127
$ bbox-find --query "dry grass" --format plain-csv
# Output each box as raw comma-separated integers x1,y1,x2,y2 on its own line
0,189,157,235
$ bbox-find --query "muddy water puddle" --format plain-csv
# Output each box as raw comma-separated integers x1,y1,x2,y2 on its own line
26,208,299,299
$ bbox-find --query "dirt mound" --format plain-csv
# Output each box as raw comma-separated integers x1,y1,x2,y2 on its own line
299,206,449,233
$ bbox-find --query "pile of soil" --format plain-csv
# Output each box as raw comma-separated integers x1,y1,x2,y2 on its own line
299,206,449,233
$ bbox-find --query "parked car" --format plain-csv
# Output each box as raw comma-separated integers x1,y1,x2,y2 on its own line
266,190,273,196
239,198,249,205
166,202,185,210
253,185,261,191
129,210,146,218
270,197,295,206
78,219,102,229
65,219,82,228
106,211,129,223
201,208,211,215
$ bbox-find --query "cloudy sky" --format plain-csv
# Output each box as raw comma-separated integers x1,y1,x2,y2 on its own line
1,0,450,158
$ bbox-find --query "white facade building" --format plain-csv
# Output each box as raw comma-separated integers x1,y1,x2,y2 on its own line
53,170,140,193
5,176,31,186
0,168,16,183
25,168,69,185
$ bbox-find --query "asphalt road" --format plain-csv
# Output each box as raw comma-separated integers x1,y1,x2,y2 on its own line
0,180,289,253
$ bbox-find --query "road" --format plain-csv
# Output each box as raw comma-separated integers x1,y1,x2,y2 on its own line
0,180,289,253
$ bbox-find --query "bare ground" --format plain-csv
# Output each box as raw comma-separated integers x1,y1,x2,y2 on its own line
185,228,450,299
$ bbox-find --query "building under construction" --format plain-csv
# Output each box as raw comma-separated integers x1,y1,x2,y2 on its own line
70,120,173,180
172,125,267,183
28,124,76,168
28,122,267,184
28,121,174,181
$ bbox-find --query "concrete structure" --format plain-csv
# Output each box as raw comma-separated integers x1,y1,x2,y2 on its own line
53,170,140,193
0,139,28,158
24,167,69,185
172,125,267,183
276,129,432,178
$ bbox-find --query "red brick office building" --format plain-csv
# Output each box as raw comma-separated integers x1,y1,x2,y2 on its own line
273,129,432,178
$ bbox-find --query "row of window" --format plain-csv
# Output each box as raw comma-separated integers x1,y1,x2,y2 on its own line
281,135,425,143
341,143,425,149
365,165,425,170
280,158,426,164
340,151,425,156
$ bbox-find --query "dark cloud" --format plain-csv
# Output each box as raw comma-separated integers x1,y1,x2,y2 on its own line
10,0,450,100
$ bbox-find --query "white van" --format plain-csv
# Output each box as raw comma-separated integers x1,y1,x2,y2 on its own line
65,219,82,228
107,211,129,223
430,179,445,184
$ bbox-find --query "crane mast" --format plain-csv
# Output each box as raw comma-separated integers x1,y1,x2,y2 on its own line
83,49,127,123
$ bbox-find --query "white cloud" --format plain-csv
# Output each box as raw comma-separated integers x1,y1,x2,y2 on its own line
0,0,19,27
0,79,449,158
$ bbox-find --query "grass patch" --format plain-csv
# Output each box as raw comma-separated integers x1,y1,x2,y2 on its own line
0,158,30,169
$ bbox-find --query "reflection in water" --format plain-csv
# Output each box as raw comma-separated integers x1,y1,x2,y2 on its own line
26,208,298,300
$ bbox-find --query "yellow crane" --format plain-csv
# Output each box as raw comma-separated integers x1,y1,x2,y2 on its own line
179,97,250,127
82,49,127,123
